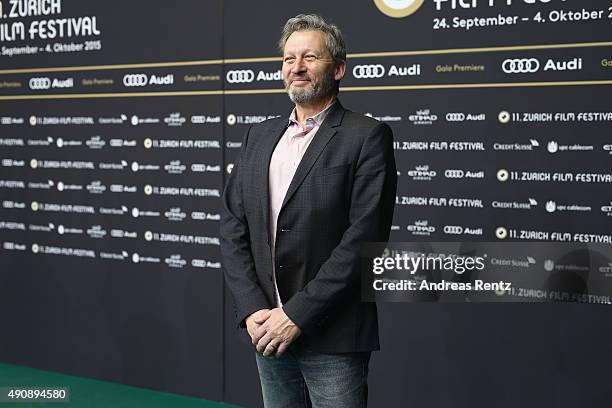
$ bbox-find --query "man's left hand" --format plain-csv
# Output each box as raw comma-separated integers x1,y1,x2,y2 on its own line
253,308,301,357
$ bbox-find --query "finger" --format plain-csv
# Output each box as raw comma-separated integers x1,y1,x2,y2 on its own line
256,334,272,353
247,324,259,341
253,310,271,324
262,340,280,357
251,325,267,346
256,333,274,354
274,342,289,358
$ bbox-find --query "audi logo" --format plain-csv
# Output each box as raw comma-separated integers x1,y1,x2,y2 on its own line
29,77,51,90
352,64,385,79
443,225,463,234
445,170,464,179
123,74,148,87
446,113,465,122
603,144,612,151
502,58,540,74
226,70,255,83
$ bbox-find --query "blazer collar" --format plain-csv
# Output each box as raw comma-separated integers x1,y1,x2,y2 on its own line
320,98,345,128
287,98,337,128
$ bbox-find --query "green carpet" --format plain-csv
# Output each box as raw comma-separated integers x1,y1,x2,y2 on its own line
0,363,241,407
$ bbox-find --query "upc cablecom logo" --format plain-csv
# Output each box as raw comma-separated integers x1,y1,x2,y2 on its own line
373,0,424,18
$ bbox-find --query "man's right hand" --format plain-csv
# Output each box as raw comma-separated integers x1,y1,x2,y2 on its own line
246,309,271,340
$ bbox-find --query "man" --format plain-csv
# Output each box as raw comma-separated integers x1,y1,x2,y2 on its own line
220,14,396,407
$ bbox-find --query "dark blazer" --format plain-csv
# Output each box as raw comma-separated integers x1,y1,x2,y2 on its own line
220,100,396,352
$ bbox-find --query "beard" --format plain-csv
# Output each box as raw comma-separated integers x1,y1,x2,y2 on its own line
285,70,337,105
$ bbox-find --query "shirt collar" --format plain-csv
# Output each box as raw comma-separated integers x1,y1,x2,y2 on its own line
288,98,337,129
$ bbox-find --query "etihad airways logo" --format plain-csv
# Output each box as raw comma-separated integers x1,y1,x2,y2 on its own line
373,0,424,18
409,109,437,125
407,165,436,181
407,219,435,236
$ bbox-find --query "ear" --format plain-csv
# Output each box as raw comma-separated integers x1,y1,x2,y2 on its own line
334,60,346,81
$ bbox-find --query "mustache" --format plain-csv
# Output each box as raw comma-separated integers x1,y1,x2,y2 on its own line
289,76,311,82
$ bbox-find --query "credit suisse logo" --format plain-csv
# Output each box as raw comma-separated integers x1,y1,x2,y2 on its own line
502,58,540,74
226,70,255,83
353,64,385,79
123,74,148,87
29,77,51,90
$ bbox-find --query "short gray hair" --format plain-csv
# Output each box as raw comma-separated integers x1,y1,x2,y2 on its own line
278,14,347,67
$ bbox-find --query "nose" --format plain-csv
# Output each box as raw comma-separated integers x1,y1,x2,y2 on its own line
290,57,307,74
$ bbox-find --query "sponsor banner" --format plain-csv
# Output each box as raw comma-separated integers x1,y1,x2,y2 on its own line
222,47,612,91
0,67,222,96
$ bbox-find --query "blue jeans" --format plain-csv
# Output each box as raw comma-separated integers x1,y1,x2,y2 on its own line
255,344,371,408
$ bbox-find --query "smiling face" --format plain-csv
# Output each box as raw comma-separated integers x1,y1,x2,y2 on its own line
282,30,345,105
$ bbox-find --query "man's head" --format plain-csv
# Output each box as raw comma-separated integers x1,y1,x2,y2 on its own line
278,14,347,105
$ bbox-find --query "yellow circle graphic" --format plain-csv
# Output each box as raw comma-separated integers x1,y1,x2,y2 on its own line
374,0,424,18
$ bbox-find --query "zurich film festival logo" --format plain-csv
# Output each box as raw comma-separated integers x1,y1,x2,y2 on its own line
373,0,424,18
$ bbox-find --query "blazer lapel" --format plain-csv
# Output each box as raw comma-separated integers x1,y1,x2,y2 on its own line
280,101,345,212
260,119,290,244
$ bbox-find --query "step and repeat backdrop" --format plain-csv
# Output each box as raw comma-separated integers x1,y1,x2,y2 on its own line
1,0,611,406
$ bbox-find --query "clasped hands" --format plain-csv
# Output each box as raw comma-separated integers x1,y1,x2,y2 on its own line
246,308,301,358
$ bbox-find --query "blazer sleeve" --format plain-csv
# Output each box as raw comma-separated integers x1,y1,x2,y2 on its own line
282,122,397,333
220,126,271,328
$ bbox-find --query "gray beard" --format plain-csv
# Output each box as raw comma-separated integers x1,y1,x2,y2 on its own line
286,73,336,105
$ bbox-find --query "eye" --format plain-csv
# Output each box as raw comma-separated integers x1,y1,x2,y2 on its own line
284,56,295,64
304,55,317,62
